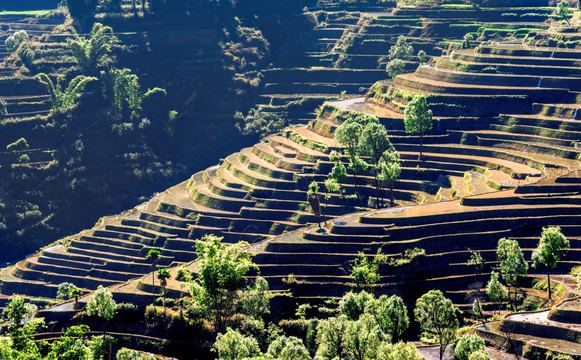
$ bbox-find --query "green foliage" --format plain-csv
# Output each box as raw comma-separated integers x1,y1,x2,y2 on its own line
418,50,428,64
242,277,272,319
1,296,43,354
267,336,310,360
315,315,350,360
497,238,528,287
307,181,320,197
359,122,392,166
346,313,383,360
376,341,423,360
116,348,157,360
188,235,257,329
213,328,261,360
37,73,97,114
146,249,160,263
486,271,507,302
68,22,118,74
367,294,409,343
6,137,29,151
378,148,401,207
472,299,483,319
454,334,487,360
389,36,413,61
557,1,572,25
339,290,374,320
101,68,142,114
236,108,288,139
330,161,348,184
5,30,28,52
404,95,433,158
57,282,80,300
462,34,475,49
468,350,491,360
18,154,30,163
532,226,570,270
414,290,459,360
351,252,380,286
386,59,405,79
324,178,340,195
86,285,117,323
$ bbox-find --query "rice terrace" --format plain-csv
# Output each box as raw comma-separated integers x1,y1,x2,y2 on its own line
0,0,581,359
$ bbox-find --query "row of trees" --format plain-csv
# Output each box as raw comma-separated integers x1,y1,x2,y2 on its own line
477,226,570,314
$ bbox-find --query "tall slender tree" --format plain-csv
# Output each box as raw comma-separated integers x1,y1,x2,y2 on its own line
496,238,528,307
414,290,458,360
146,249,161,306
404,96,433,160
532,226,570,300
157,268,171,315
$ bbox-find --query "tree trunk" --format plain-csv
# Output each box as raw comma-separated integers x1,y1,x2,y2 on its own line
152,271,156,308
547,273,552,300
419,133,424,160
439,341,445,360
389,183,395,207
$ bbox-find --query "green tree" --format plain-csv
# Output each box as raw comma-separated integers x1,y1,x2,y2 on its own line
241,277,272,319
557,0,572,25
346,313,382,360
189,235,256,329
47,325,91,360
496,238,528,306
468,350,491,360
86,285,116,335
116,348,157,360
404,95,433,160
368,294,409,343
146,249,161,306
307,181,322,228
454,334,487,360
389,35,413,61
5,30,28,52
68,22,119,75
486,271,507,315
329,150,348,197
386,59,405,79
157,268,171,315
418,50,428,64
37,73,97,114
351,252,380,287
267,336,311,360
101,68,143,115
57,282,82,310
414,290,459,360
315,315,350,360
359,122,393,207
213,328,261,360
6,137,29,151
323,177,340,217
378,148,401,207
1,296,43,354
376,341,423,360
339,290,374,320
462,33,475,49
532,226,570,300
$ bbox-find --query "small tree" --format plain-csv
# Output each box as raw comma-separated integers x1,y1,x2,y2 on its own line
213,328,261,360
454,334,487,360
68,22,119,75
323,177,340,218
531,226,570,300
486,271,508,315
335,119,364,194
497,238,528,306
389,35,414,61
5,30,28,52
307,181,322,228
386,59,405,79
157,268,171,315
329,150,348,197
404,95,433,160
37,73,97,114
351,252,380,287
368,294,409,343
376,341,423,360
359,122,393,207
315,315,350,360
267,336,311,360
241,276,272,319
346,313,382,360
418,50,428,64
378,148,401,207
86,285,116,335
557,0,572,25
414,290,459,360
57,282,82,310
339,290,374,320
146,249,161,306
463,33,475,49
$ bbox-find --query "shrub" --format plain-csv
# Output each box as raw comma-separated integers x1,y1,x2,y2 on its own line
6,138,29,151
18,154,30,163
454,334,487,360
5,31,28,52
116,348,156,360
